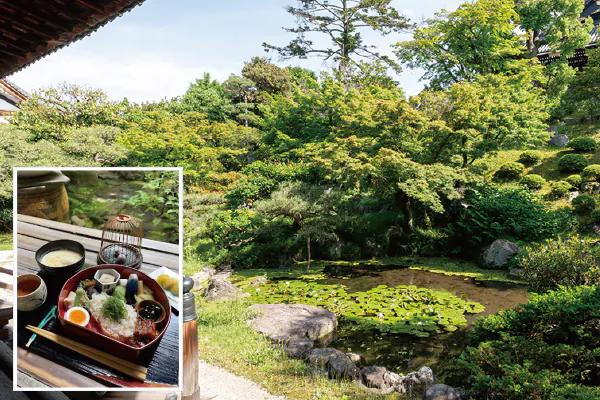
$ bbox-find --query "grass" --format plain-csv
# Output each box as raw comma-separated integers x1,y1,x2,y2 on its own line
0,233,12,251
196,297,404,400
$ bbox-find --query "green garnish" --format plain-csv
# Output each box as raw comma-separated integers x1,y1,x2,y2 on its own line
101,296,126,321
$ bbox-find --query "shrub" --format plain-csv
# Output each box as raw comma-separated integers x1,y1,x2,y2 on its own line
572,194,597,215
493,162,524,181
550,181,572,198
519,174,545,190
456,285,600,399
448,185,571,249
567,137,598,153
558,154,589,172
517,235,600,293
565,174,583,189
591,209,600,223
581,165,600,182
518,150,543,166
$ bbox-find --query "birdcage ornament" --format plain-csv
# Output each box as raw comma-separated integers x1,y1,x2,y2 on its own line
97,214,143,269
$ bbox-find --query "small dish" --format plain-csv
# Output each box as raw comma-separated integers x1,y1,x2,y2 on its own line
93,268,120,292
17,274,47,312
136,299,166,324
35,240,85,276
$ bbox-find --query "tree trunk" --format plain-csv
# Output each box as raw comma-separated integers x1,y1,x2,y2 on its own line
306,232,311,272
395,191,414,235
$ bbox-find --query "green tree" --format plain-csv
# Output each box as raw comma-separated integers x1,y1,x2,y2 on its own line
12,83,124,141
516,0,594,58
394,0,522,89
255,182,337,271
263,0,410,75
561,49,600,121
170,73,234,121
222,75,260,127
241,57,292,95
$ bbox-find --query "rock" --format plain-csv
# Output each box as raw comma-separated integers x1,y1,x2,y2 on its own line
283,338,314,358
203,273,249,302
481,239,520,269
71,215,86,227
384,371,403,387
508,268,524,277
250,276,267,286
247,304,337,342
346,352,361,363
423,384,469,400
191,266,216,291
567,191,580,202
397,366,434,395
547,125,559,135
306,348,360,380
361,366,390,391
549,134,570,147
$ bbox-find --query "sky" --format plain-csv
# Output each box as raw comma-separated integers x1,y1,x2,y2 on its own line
9,0,464,103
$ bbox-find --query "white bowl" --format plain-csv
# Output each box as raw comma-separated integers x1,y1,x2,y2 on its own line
94,269,120,292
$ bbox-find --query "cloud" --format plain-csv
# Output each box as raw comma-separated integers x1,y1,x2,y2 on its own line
10,50,230,103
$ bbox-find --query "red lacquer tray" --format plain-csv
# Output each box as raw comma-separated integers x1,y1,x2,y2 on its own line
58,265,171,361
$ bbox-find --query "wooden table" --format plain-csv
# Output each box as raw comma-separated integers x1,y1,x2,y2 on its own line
15,214,180,389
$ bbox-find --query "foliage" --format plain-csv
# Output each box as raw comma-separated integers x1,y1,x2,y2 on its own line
518,150,543,166
581,165,600,182
448,185,569,248
169,73,234,121
241,57,292,95
558,153,589,173
457,285,600,399
567,137,598,154
591,209,600,224
245,280,484,337
263,0,410,74
60,126,129,165
517,235,600,293
565,174,583,189
560,49,600,120
572,195,597,215
516,0,593,58
394,0,522,89
550,181,573,198
494,162,524,182
520,174,545,191
255,182,338,271
12,83,125,141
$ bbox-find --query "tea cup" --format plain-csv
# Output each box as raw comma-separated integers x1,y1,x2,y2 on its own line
17,274,47,312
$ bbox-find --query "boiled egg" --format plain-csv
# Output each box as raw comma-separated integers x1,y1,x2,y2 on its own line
65,307,90,327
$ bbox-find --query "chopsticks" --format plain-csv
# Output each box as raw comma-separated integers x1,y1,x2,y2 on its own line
25,325,147,381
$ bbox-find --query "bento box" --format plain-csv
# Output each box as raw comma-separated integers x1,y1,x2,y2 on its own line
57,265,171,361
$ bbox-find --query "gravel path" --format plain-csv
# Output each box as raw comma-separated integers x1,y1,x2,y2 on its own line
199,360,285,400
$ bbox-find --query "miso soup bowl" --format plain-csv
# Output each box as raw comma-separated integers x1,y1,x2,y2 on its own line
35,240,85,276
17,274,47,312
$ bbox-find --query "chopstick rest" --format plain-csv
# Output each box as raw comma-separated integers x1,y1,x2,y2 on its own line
25,325,147,381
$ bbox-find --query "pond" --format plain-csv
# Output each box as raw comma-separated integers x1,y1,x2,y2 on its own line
255,261,528,380
318,264,528,378
64,170,179,244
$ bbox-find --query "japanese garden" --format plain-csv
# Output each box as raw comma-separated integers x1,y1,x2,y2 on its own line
1,0,600,398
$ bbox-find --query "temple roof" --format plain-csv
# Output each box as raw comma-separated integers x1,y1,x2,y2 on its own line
0,0,147,78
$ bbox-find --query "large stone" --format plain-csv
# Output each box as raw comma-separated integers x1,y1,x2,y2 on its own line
481,239,520,269
397,366,434,395
423,384,469,400
191,266,216,292
346,352,361,363
549,134,570,147
250,276,267,286
306,348,360,380
284,338,314,358
361,366,391,391
247,304,337,342
203,273,249,302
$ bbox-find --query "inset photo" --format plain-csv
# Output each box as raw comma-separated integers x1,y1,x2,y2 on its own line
13,167,182,390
